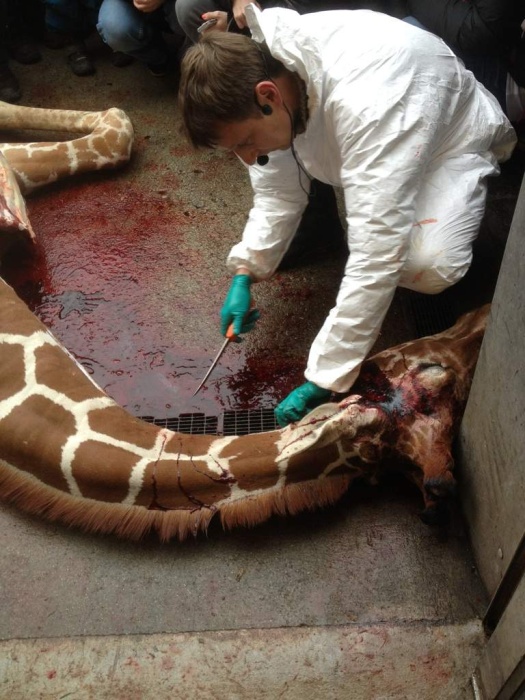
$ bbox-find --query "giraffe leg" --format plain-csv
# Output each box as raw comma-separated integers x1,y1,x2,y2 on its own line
0,101,134,194
0,152,35,254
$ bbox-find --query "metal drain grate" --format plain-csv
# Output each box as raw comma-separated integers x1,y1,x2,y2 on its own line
139,413,219,435
140,408,279,436
223,408,279,436
404,291,457,337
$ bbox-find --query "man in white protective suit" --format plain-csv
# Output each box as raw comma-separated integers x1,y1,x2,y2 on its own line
178,5,516,427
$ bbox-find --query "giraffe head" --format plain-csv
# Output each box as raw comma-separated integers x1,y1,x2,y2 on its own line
277,305,488,526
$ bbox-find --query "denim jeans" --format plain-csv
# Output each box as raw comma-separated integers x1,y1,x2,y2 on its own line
176,0,353,44
97,0,183,66
45,0,101,37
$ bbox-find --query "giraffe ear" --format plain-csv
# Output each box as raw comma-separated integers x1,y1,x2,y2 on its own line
278,403,339,461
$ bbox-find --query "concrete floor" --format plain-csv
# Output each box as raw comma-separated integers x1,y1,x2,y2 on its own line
0,35,523,699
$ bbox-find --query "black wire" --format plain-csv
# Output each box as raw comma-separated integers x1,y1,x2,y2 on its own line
254,42,314,197
283,100,315,198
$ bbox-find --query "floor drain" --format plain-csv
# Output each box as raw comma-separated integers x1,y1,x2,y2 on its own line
223,408,279,436
139,413,219,435
403,290,457,337
140,408,279,436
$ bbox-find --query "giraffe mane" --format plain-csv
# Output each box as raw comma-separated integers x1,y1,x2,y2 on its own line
0,458,354,542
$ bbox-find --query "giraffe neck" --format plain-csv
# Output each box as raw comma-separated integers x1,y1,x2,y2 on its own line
0,278,370,540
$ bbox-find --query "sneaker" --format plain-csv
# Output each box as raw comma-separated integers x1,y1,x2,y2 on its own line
0,64,21,103
67,46,95,77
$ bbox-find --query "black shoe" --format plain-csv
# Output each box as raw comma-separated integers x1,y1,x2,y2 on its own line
9,38,42,65
0,64,21,103
147,55,171,77
110,51,134,68
67,46,95,77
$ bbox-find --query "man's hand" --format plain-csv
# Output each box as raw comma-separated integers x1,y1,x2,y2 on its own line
232,0,261,29
133,0,164,13
220,274,260,337
275,381,331,427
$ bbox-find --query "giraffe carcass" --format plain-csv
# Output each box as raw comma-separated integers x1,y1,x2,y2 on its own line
0,99,488,540
0,272,488,541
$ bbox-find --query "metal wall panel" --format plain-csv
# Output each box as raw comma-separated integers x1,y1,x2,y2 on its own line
459,175,525,598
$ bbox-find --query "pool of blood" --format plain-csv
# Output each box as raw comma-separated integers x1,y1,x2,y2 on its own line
2,179,301,419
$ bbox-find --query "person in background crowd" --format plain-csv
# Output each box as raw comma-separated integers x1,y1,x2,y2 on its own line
0,0,20,102
44,0,133,76
174,0,407,45
97,0,186,77
6,0,44,66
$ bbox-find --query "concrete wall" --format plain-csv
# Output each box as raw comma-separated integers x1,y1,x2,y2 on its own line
459,174,525,697
460,174,525,597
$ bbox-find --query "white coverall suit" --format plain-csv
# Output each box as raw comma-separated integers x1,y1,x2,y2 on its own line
226,6,516,394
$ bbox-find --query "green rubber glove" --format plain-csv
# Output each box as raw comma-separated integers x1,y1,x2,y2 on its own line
220,274,260,337
275,381,332,427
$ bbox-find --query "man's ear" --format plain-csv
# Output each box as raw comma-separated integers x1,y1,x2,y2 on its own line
255,80,282,107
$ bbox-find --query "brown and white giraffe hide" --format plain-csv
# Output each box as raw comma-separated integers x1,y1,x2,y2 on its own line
0,273,489,541
0,100,134,196
0,152,35,256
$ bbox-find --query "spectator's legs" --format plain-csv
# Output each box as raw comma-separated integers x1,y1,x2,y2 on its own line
7,0,44,64
43,0,100,76
97,0,169,71
0,0,21,102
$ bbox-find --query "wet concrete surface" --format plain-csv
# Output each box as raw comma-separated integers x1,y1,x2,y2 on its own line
1,35,523,698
